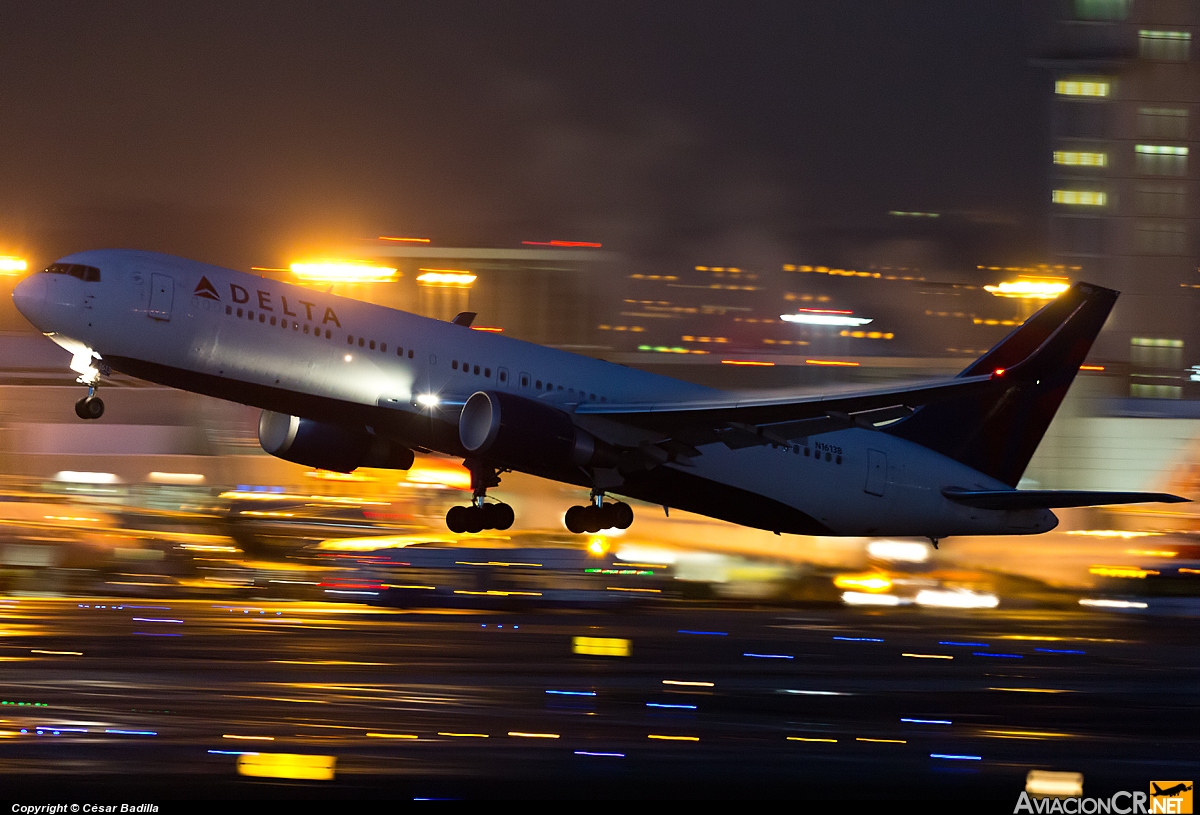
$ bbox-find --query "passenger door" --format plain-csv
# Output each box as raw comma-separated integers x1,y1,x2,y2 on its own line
148,273,174,321
864,449,886,497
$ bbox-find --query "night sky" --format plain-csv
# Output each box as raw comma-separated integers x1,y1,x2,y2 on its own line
0,2,1044,272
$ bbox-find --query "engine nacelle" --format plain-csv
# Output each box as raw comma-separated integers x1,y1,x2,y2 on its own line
258,410,415,473
459,391,618,469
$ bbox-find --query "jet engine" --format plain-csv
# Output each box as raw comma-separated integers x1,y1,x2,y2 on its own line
258,410,414,473
458,391,618,469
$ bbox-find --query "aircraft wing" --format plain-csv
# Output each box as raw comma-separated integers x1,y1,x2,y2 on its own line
942,488,1189,509
573,372,999,451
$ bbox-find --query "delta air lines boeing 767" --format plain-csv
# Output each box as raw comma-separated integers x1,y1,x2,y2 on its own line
11,250,1186,540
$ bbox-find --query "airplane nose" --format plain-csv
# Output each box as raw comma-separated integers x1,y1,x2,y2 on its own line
12,274,46,323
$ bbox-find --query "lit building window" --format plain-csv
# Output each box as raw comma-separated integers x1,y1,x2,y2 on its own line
1137,108,1188,139
1054,151,1108,167
1139,30,1191,62
1074,0,1129,20
1135,144,1188,176
1052,190,1107,206
1055,80,1110,97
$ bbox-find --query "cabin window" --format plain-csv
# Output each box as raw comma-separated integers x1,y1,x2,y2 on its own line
380,343,386,352
589,393,596,401
358,337,365,347
484,368,491,377
452,360,459,370
259,313,265,323
226,305,232,315
325,329,332,339
408,349,414,359
369,339,375,350
825,452,832,462
237,308,243,318
270,316,277,326
557,385,563,391
836,455,842,465
804,448,810,457
347,335,354,344
500,371,507,383
247,311,254,320
303,324,310,334
520,374,529,387
536,380,542,389
397,347,403,356
473,365,480,375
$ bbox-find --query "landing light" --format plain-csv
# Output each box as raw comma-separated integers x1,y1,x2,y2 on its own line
415,393,440,408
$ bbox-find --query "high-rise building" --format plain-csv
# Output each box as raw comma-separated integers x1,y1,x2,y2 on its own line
1033,0,1199,397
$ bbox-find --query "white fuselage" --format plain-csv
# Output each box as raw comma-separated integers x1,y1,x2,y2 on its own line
11,249,1057,538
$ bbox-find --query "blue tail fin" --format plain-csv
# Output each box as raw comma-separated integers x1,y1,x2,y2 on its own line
885,282,1118,486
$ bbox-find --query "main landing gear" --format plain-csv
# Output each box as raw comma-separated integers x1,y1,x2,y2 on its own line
565,491,634,534
74,386,104,420
446,461,514,534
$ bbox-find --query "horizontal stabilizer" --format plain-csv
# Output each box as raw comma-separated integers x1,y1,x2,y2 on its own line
942,488,1189,510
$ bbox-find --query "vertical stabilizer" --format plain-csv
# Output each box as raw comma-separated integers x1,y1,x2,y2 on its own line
885,282,1118,486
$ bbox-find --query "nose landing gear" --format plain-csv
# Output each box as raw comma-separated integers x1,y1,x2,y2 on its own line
565,491,634,534
74,386,104,420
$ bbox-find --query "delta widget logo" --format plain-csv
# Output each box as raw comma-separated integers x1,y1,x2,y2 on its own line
193,276,220,301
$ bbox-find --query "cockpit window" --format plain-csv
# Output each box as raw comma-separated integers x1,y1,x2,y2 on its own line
42,263,100,282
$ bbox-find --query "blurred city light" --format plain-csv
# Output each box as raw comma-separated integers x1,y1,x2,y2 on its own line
984,279,1071,299
572,636,631,656
405,462,471,489
1079,599,1148,609
290,260,398,283
833,572,892,593
914,589,999,609
54,471,119,484
841,591,901,606
780,309,873,327
236,753,335,781
521,240,602,247
0,256,27,274
1026,771,1084,798
416,269,476,286
866,540,930,562
377,236,430,243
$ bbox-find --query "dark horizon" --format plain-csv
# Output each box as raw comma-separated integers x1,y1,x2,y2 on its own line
1,2,1044,273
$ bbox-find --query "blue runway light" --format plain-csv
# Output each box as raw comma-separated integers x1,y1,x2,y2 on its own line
972,652,1022,659
930,753,981,760
901,718,951,725
1035,648,1085,654
208,750,258,755
678,630,728,636
546,690,597,696
744,653,794,659
105,729,157,735
832,636,883,642
646,703,697,709
938,641,988,647
575,751,624,757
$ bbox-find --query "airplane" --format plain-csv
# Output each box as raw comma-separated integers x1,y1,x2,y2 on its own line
11,249,1186,541
1152,783,1193,797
